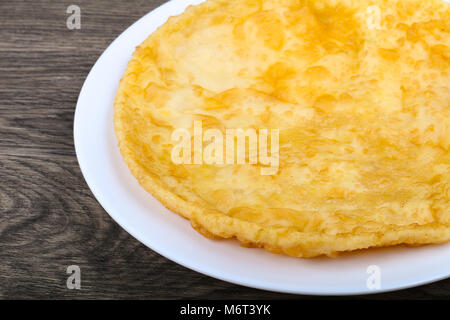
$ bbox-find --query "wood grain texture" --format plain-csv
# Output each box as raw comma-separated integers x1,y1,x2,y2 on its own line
0,0,448,300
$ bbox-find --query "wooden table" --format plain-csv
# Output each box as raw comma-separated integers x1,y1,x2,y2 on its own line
0,0,448,299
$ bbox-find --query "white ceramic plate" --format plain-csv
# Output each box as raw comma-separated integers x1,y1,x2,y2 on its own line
74,0,450,295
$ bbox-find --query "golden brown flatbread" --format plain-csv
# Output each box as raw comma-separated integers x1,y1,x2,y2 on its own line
114,0,450,257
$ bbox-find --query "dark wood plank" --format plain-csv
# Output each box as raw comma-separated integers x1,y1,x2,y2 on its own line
0,0,448,299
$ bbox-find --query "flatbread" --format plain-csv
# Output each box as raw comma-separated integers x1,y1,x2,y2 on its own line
114,0,450,257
